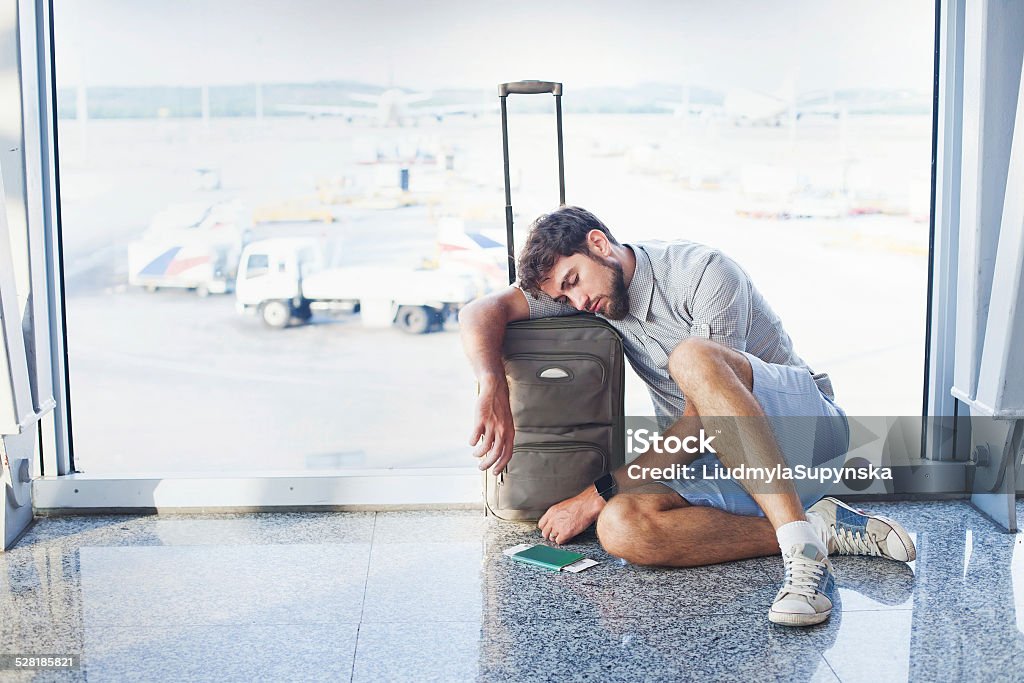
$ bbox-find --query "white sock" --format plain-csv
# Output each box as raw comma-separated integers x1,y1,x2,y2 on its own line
776,520,828,557
805,511,832,551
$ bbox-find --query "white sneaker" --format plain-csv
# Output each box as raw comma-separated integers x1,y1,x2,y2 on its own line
769,543,836,627
808,497,916,562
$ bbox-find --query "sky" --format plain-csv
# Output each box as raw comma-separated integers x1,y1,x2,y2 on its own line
54,0,936,94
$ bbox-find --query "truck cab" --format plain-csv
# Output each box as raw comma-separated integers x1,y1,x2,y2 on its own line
235,238,324,327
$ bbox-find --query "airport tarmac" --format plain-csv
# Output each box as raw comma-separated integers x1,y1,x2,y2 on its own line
56,113,930,474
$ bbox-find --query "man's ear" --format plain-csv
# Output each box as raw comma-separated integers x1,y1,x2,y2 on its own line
587,229,611,255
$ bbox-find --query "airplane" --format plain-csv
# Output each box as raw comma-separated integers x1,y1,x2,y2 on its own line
277,88,496,126
657,81,929,127
657,78,808,126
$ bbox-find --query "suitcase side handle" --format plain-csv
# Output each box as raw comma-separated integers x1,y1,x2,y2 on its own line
499,81,563,96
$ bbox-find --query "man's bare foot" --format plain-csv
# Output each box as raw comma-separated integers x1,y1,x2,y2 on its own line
538,485,606,544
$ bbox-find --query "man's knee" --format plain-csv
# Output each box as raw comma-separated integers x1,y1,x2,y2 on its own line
668,337,723,393
596,495,665,566
668,338,751,395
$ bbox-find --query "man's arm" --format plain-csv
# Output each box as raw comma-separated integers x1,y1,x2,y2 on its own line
459,286,531,474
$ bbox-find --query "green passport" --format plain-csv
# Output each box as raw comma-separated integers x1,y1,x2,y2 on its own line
511,544,585,571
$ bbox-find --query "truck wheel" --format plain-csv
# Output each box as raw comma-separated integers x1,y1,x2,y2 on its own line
290,301,313,325
397,305,431,334
196,284,210,298
261,301,292,329
431,307,446,331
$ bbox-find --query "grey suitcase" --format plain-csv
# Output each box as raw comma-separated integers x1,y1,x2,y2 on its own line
484,81,626,521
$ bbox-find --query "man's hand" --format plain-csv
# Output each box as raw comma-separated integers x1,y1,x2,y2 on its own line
538,485,607,545
468,378,515,474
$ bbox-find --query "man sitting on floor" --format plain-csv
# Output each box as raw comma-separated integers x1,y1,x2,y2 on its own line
459,206,915,627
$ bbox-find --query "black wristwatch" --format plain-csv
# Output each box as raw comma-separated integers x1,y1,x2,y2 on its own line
594,473,618,501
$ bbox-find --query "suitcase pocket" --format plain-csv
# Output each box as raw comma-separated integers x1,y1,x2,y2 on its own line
505,353,611,427
496,442,607,513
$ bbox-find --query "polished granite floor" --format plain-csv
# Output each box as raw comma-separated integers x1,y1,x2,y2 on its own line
1,500,1023,682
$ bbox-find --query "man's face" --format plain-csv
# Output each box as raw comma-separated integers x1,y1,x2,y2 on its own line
539,249,630,320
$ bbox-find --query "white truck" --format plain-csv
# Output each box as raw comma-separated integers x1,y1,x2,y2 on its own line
234,238,480,332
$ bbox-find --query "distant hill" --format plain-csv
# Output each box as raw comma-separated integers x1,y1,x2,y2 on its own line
54,81,926,119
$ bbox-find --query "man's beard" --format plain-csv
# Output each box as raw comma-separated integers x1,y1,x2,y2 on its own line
600,257,630,321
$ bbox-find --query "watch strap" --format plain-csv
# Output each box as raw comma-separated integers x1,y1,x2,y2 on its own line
594,473,617,501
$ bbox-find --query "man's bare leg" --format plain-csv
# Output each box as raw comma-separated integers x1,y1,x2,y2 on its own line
539,346,808,545
666,337,806,529
541,337,835,624
595,488,780,567
664,338,836,626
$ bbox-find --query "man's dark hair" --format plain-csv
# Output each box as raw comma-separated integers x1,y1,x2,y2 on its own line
517,206,619,297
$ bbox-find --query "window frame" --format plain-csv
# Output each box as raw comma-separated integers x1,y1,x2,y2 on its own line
27,0,967,511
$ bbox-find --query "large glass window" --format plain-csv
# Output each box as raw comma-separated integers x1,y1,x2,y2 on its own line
54,0,935,474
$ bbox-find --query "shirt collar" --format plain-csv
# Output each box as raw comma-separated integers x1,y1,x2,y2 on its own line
626,243,655,322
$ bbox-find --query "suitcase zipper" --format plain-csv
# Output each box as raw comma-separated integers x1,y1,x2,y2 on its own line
507,316,621,332
493,443,607,493
506,320,625,353
510,441,609,473
506,352,604,362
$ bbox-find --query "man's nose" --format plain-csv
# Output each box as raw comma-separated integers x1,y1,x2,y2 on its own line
569,293,588,310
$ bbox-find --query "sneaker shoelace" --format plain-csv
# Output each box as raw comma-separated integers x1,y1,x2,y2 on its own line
781,553,828,599
833,526,883,557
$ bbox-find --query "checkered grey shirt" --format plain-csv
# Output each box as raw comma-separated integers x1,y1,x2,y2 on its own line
520,240,835,419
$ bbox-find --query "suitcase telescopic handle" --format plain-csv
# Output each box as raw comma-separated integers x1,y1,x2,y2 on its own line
499,81,565,284
499,80,563,96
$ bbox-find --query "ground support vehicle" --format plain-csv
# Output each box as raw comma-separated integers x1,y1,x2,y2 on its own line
235,238,479,332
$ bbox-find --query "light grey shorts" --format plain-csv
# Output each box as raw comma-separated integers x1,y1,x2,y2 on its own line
660,351,850,516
